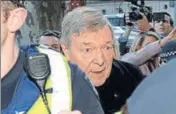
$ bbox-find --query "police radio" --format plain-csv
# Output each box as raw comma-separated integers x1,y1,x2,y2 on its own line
24,53,51,114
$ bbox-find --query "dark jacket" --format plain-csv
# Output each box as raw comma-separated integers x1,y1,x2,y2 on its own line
128,59,176,114
96,59,144,114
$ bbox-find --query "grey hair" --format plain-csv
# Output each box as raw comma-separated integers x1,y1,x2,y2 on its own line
60,6,119,59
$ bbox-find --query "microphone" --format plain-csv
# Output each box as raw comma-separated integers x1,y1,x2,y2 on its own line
24,53,51,114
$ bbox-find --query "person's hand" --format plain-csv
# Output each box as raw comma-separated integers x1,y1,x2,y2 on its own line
124,13,134,28
58,110,82,114
166,28,176,40
136,13,152,31
122,13,134,38
160,28,176,47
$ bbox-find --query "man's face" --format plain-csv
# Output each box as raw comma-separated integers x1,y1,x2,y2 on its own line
40,36,61,52
154,18,173,35
64,25,115,86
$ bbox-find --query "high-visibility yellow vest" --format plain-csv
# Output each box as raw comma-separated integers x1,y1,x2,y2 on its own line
27,45,72,114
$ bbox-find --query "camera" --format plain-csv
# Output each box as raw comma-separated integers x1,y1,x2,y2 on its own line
124,0,152,22
129,6,152,22
124,0,172,27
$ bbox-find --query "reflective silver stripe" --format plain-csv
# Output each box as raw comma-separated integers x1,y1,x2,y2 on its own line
37,45,71,113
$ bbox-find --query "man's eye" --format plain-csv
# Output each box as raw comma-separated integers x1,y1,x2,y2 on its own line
156,20,160,23
84,48,92,53
156,20,161,23
163,20,168,23
104,46,113,50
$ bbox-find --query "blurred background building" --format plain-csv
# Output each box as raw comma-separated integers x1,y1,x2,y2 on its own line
19,0,176,45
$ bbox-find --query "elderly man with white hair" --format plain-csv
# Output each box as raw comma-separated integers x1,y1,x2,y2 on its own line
61,6,144,114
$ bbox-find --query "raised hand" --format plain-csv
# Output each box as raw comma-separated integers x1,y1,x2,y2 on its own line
167,28,176,40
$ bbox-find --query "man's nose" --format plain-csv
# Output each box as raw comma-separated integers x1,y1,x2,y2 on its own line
93,49,105,66
159,21,164,25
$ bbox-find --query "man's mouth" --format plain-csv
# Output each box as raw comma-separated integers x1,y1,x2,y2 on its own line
159,27,164,30
92,68,106,73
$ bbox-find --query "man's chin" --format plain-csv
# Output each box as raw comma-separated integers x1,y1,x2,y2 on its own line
93,79,106,87
159,29,165,34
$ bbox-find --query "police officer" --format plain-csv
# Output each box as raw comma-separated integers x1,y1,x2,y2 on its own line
39,29,62,52
1,1,104,114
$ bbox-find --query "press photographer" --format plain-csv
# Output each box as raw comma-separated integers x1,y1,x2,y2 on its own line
119,0,154,55
119,0,174,55
118,0,176,75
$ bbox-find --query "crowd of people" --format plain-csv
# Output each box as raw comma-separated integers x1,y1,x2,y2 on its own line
1,1,176,114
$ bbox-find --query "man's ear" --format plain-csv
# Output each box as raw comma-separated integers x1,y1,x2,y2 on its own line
112,45,119,60
113,51,116,59
7,8,27,32
61,44,70,60
113,49,118,60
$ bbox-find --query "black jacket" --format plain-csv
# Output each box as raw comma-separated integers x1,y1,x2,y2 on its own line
96,60,144,114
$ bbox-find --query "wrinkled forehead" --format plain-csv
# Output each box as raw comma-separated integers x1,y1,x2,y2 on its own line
71,25,114,46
